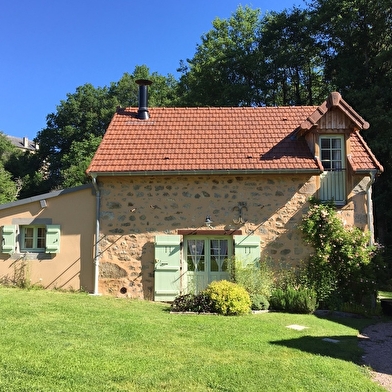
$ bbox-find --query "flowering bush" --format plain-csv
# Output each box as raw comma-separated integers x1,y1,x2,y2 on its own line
299,199,377,309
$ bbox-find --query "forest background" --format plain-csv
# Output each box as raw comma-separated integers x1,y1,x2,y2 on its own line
0,0,391,255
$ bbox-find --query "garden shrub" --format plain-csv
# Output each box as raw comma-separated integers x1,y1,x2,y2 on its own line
250,293,270,310
299,199,378,310
227,257,274,299
204,280,251,316
269,287,317,314
171,293,215,313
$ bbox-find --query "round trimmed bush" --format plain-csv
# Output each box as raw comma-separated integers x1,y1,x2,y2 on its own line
204,280,251,316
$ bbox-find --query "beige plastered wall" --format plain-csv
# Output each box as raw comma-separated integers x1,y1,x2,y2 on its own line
0,187,96,292
97,173,371,299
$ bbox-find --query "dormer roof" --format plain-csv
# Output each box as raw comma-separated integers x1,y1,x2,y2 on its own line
298,92,370,133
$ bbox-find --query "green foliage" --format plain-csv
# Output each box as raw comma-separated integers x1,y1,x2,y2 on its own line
61,134,102,188
31,65,178,193
0,288,382,392
178,6,265,107
171,293,215,313
177,6,329,107
204,280,251,316
299,200,377,309
228,257,274,300
250,293,270,310
0,133,20,202
270,287,318,314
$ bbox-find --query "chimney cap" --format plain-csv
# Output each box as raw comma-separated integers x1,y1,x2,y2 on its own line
135,79,152,86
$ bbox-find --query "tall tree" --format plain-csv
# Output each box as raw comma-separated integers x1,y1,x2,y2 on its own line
0,133,21,202
177,6,329,107
309,0,392,244
177,6,266,106
260,8,331,105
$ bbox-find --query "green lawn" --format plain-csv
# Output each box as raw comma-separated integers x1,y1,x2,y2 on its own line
0,288,387,392
379,290,392,299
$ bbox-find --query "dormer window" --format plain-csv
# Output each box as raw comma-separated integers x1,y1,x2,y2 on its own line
319,135,346,205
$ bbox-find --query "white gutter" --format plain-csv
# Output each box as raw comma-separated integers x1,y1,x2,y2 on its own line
366,171,377,246
91,176,101,295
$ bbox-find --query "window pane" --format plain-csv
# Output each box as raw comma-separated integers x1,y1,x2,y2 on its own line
37,238,46,248
187,240,205,272
23,227,34,249
37,227,46,248
210,239,228,272
321,150,330,161
332,150,341,162
331,138,341,149
24,238,34,248
24,227,33,238
321,139,330,148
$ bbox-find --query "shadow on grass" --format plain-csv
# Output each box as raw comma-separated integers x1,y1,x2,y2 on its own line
270,334,367,364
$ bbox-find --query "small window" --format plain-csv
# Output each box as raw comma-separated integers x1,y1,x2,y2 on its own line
20,226,46,252
319,135,346,204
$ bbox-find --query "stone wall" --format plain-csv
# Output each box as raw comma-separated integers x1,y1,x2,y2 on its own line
97,173,368,298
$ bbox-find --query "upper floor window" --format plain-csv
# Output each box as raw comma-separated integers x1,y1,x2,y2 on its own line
319,135,346,205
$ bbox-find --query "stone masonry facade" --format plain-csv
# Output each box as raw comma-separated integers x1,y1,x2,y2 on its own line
97,173,369,298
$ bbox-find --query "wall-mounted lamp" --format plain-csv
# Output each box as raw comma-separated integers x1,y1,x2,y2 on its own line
39,199,47,208
205,215,213,228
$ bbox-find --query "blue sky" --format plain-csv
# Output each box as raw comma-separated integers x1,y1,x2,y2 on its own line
1,0,302,140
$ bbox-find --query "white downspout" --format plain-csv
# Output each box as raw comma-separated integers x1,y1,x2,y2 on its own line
366,171,377,246
91,176,101,295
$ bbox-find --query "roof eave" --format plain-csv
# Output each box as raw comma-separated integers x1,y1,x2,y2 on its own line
88,169,322,177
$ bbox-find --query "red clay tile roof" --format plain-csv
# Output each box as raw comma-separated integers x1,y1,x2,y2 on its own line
348,132,384,173
87,98,383,176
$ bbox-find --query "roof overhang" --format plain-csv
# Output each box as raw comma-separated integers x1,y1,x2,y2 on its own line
88,169,322,178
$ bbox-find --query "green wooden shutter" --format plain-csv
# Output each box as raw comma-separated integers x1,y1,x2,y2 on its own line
154,235,181,301
46,225,60,253
2,225,16,255
234,235,260,266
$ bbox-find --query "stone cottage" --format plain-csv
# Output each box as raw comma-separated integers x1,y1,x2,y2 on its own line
85,81,383,300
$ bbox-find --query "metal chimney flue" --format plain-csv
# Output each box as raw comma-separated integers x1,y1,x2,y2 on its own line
135,79,152,120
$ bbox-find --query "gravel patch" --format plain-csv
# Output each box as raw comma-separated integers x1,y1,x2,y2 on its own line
358,322,392,391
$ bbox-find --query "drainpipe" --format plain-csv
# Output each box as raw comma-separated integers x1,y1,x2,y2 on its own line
366,171,377,246
91,176,101,295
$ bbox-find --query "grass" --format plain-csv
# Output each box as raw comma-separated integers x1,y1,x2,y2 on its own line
379,290,392,299
0,288,388,392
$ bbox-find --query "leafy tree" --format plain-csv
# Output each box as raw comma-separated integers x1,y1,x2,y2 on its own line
61,134,102,188
34,66,177,192
177,6,266,106
0,133,20,202
5,150,47,199
309,0,392,244
260,7,331,105
177,6,329,107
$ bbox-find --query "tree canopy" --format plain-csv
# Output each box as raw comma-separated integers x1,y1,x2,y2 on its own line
5,1,392,247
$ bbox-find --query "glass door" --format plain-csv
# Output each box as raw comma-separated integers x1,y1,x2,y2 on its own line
185,236,231,293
